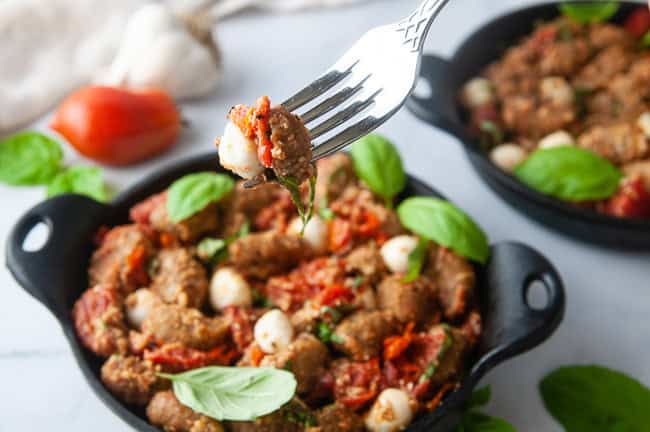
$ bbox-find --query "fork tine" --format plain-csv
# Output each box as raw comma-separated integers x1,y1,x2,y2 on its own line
300,74,371,124
309,89,381,139
282,63,357,112
312,116,381,160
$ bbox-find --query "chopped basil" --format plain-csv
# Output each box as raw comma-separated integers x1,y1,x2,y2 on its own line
479,121,503,149
352,275,365,288
252,288,274,308
277,173,316,234
317,322,343,344
197,238,227,264
284,406,317,427
159,366,297,421
641,31,650,48
319,306,343,323
418,327,453,384
403,237,429,283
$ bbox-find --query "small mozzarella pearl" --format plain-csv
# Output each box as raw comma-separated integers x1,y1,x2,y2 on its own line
125,289,160,330
209,267,252,311
490,143,527,172
540,77,574,105
254,309,294,354
287,216,328,254
365,388,414,432
637,112,650,138
218,121,264,179
538,131,575,149
380,235,419,274
462,78,494,108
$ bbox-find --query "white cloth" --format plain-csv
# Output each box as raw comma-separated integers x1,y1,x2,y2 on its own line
0,0,367,135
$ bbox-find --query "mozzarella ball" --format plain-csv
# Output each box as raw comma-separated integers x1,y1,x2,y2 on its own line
380,235,419,274
461,78,495,108
489,143,527,173
125,289,161,330
254,309,294,354
540,77,574,106
538,131,575,149
637,112,650,138
209,267,252,311
287,216,328,254
365,389,414,432
218,121,264,179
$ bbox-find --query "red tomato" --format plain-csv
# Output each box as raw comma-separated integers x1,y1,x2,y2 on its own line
604,177,650,219
50,86,181,166
624,7,650,38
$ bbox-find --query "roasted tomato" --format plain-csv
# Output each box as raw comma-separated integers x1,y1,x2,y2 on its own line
50,86,181,166
144,343,238,372
603,177,650,219
333,358,382,411
624,6,650,38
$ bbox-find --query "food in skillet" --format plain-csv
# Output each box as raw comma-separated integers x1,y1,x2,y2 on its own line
460,3,650,219
72,134,489,431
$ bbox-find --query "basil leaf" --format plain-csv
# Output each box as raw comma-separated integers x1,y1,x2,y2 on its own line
278,173,316,233
317,322,343,344
350,134,406,207
467,386,492,409
514,147,622,201
397,197,489,264
403,238,428,283
46,166,109,202
197,238,227,262
160,366,297,421
540,365,650,431
457,412,517,432
167,172,234,223
0,132,63,185
559,2,619,23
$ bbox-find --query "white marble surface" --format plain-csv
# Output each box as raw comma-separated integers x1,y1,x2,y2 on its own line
1,1,649,431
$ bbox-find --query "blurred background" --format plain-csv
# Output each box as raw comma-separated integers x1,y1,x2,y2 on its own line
1,0,649,431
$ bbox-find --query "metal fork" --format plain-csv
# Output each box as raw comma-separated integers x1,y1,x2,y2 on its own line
289,0,450,160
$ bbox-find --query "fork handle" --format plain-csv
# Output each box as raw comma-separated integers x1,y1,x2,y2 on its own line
397,0,451,53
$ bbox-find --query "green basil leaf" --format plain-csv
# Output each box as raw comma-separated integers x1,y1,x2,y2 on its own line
559,2,620,23
350,133,406,207
160,366,297,421
514,147,622,201
540,365,650,431
46,166,109,202
0,132,63,185
403,238,428,283
197,238,227,261
458,412,517,432
278,173,316,233
467,386,492,409
397,197,489,264
167,172,234,223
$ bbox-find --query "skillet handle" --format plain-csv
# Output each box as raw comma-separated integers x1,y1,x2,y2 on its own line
5,195,111,320
407,54,467,140
470,241,565,382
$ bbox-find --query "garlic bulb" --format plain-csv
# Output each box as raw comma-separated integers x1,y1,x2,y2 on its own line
95,3,222,99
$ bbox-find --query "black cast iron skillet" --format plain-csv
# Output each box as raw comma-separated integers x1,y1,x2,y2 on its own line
407,1,650,249
6,152,565,431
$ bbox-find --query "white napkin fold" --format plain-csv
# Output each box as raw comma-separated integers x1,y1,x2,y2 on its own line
0,0,368,135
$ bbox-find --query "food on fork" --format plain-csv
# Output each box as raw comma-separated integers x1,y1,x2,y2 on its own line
217,96,314,184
